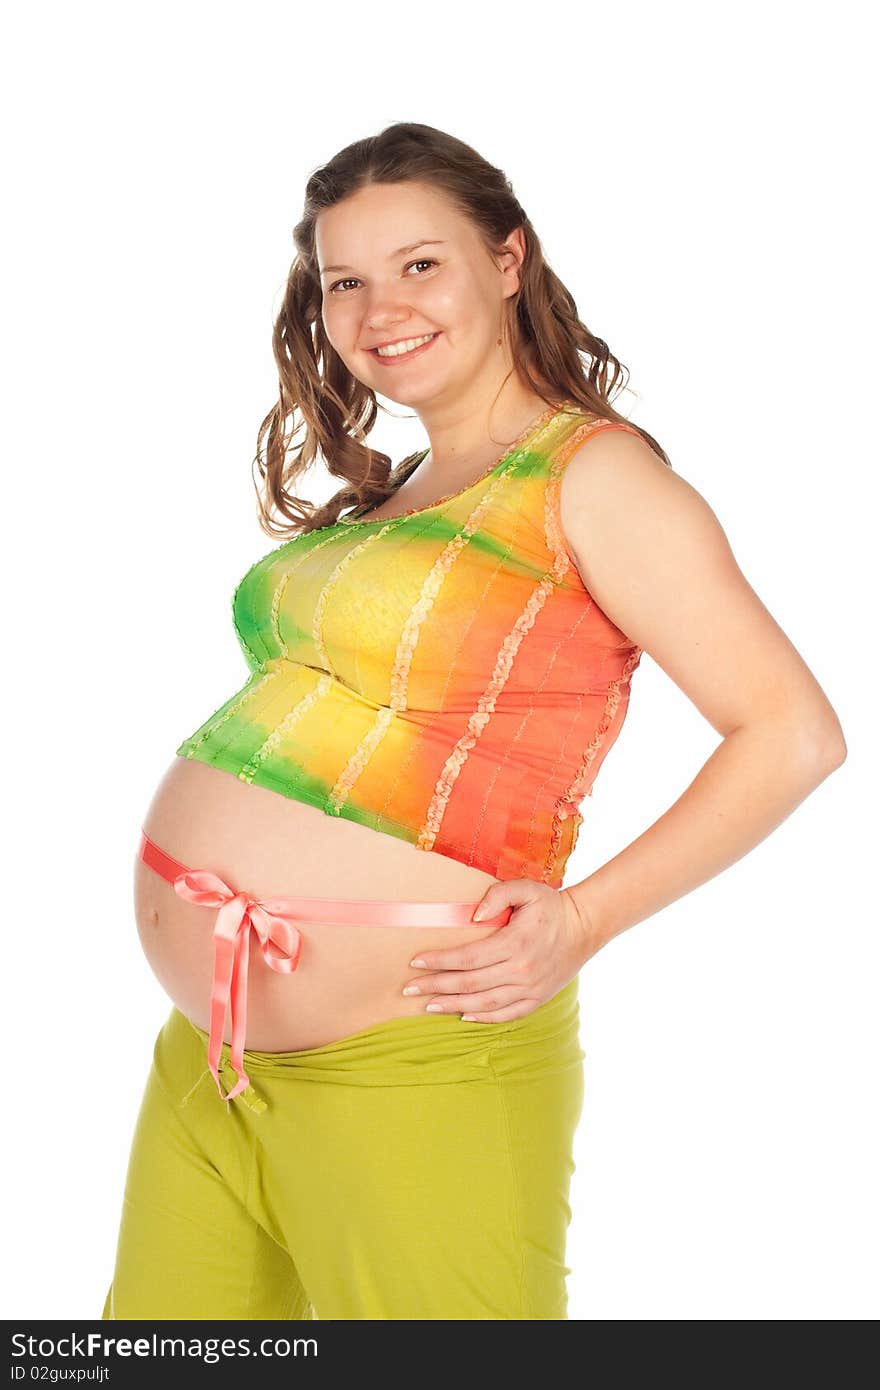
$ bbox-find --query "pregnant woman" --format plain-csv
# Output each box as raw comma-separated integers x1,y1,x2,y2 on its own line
102,122,846,1321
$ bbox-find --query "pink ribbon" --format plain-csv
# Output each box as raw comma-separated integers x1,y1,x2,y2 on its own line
172,868,303,1103
138,828,514,1107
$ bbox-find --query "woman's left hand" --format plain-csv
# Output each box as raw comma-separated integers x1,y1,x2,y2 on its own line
401,879,604,1022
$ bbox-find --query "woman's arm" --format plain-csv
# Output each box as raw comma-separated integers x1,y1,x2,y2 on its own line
556,428,847,949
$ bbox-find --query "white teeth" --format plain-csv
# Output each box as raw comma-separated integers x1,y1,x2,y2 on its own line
375,333,436,357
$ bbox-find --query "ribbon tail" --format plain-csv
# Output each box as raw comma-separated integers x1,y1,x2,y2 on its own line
207,897,247,1103
222,925,253,1103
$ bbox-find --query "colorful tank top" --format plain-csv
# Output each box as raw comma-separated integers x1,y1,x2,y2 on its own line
175,401,644,888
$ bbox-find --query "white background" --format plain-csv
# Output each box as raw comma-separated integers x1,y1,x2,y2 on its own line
2,0,876,1321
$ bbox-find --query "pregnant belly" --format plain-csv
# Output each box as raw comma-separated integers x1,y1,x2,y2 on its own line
134,756,504,1051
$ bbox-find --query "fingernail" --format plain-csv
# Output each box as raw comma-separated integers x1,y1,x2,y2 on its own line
461,1014,477,1022
410,957,426,968
402,985,420,996
425,1003,443,1013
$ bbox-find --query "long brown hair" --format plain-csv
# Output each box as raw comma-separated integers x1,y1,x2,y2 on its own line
253,121,670,540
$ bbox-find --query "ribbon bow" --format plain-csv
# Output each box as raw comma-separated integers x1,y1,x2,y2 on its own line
172,868,304,1102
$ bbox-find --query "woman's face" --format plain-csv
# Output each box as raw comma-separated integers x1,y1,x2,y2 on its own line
317,180,524,410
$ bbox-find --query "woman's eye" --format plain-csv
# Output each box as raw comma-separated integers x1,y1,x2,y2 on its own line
328,259,437,294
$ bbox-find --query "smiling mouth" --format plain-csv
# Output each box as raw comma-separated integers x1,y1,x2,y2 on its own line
369,332,441,361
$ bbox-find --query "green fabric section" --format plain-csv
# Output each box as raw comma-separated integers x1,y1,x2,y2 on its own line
175,674,262,757
101,978,584,1319
192,743,334,811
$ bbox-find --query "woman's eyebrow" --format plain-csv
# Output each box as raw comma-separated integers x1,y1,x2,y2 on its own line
320,239,447,276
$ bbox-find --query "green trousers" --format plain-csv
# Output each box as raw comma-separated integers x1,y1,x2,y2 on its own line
102,977,585,1320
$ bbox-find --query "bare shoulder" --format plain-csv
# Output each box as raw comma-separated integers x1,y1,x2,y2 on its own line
557,423,732,626
556,424,842,744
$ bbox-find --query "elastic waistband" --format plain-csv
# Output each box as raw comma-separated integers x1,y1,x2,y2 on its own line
137,828,513,1107
174,975,582,1099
